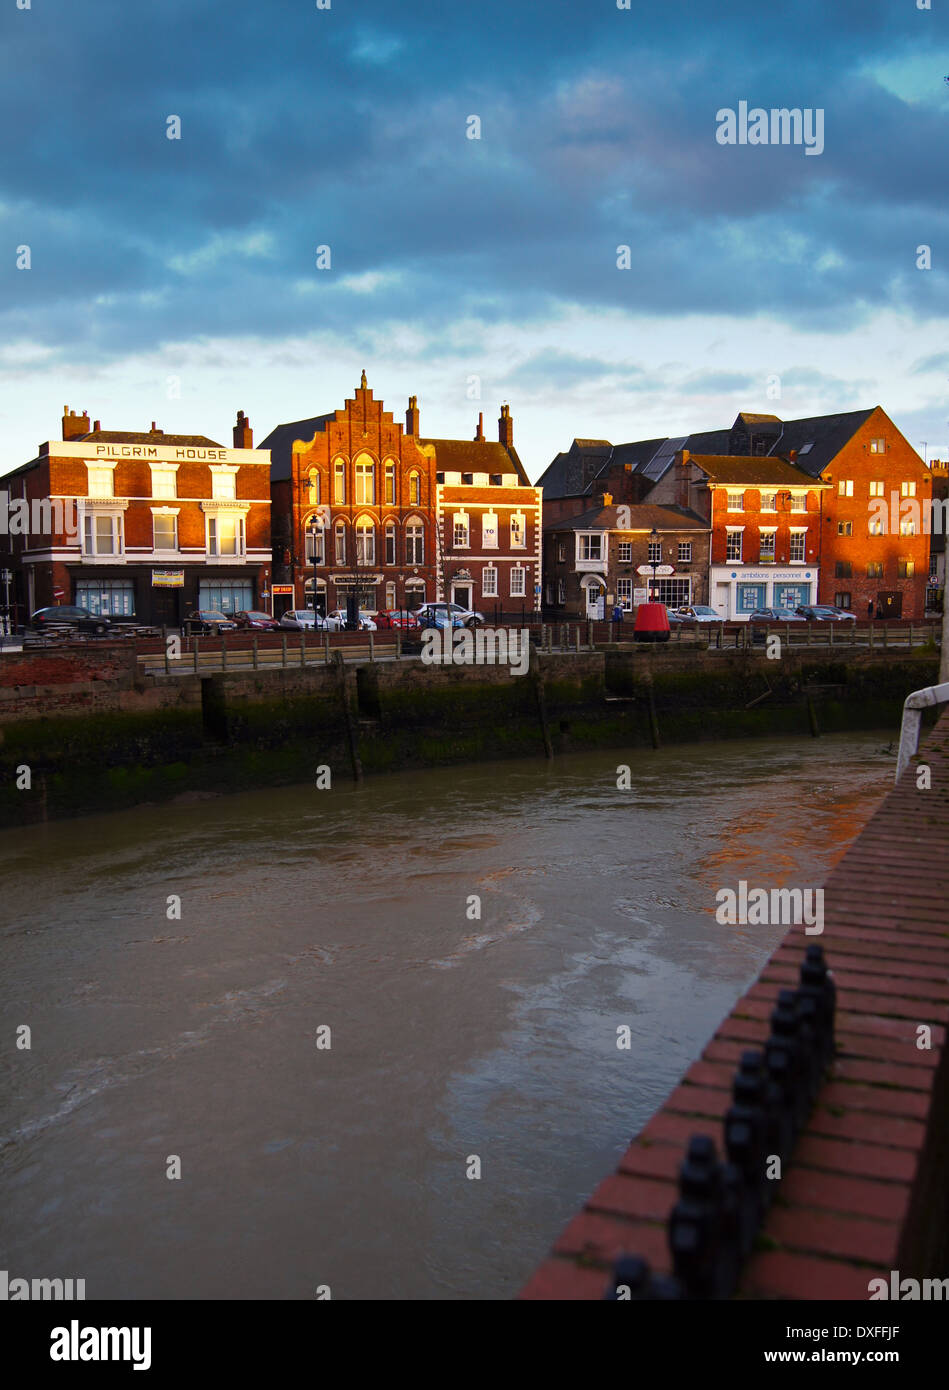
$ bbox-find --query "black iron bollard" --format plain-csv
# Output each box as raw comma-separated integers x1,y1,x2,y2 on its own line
669,1135,741,1299
724,1055,770,1255
605,1255,684,1300
799,943,836,1066
768,989,810,1133
793,986,823,1108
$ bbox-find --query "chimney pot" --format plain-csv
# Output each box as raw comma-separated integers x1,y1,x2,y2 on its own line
233,410,253,449
405,395,420,435
62,405,91,441
498,402,514,446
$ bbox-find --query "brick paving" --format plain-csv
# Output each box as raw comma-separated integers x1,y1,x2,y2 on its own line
521,710,949,1300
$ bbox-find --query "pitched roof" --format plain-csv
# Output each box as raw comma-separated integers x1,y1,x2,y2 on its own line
259,414,336,482
421,437,531,486
540,407,882,501
72,429,224,447
760,408,876,478
546,503,708,532
688,454,828,487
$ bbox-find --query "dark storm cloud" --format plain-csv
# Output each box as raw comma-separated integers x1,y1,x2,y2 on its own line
0,0,946,364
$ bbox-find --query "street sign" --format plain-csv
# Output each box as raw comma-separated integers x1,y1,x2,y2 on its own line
636,564,675,577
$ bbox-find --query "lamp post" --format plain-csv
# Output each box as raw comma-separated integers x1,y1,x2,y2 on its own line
649,526,659,602
308,516,321,626
1,568,11,638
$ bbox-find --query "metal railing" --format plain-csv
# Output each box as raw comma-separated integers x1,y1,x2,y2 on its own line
895,680,949,782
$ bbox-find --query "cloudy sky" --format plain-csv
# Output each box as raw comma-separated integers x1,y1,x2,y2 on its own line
1,0,947,481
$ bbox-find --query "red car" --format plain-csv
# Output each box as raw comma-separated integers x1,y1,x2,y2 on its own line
233,610,281,631
373,609,421,630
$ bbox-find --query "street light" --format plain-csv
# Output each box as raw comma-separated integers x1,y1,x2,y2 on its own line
649,526,660,602
307,516,321,625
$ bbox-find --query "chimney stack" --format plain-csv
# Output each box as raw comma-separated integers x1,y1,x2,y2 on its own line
405,395,419,435
233,409,253,449
93,420,101,432
474,412,484,442
498,402,513,447
599,491,613,508
62,406,90,441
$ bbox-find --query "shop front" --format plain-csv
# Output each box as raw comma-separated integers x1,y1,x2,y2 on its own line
709,566,818,620
66,565,260,625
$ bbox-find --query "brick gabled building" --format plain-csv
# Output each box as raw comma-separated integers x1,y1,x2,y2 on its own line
263,375,437,617
263,377,542,619
421,406,542,616
2,407,271,626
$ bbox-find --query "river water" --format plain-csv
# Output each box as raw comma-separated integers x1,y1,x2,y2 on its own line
0,731,894,1300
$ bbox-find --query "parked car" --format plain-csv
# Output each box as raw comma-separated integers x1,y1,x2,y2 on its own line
326,608,376,631
746,607,807,642
664,606,686,625
29,605,111,635
373,609,422,630
233,610,281,631
183,610,239,635
747,608,807,624
795,604,857,623
279,609,341,632
417,602,484,630
672,605,721,623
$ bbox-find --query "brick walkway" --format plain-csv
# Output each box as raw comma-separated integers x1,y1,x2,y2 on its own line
521,711,949,1300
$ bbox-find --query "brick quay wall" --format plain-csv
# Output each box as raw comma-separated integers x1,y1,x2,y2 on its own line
0,643,939,828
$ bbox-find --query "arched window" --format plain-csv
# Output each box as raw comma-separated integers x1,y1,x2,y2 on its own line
333,459,346,505
355,517,375,566
409,471,421,506
384,460,396,506
304,515,324,564
335,521,346,564
354,453,375,505
385,521,397,566
307,469,320,505
405,519,424,564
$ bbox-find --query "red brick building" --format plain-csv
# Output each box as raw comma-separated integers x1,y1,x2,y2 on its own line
539,407,933,619
423,406,542,617
2,407,272,626
264,376,438,617
263,376,541,618
654,451,828,620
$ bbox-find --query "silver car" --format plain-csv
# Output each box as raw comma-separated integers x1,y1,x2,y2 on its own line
278,609,341,632
672,605,721,623
417,601,485,630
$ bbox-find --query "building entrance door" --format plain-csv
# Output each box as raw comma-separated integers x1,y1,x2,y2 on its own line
876,591,902,619
152,588,181,628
